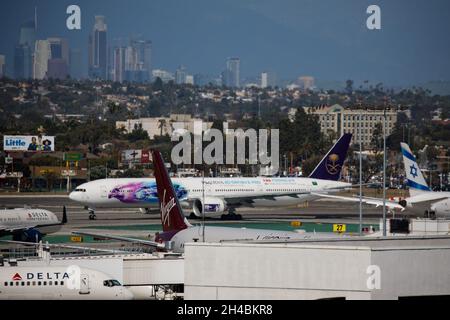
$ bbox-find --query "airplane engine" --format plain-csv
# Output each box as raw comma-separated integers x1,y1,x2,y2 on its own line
139,208,153,214
13,228,43,242
431,199,450,218
192,197,227,217
399,199,407,208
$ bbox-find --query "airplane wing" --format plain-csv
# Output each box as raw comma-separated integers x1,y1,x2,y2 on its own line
1,221,65,233
310,192,405,210
0,240,133,254
220,184,372,204
1,225,38,232
71,231,164,248
406,193,450,205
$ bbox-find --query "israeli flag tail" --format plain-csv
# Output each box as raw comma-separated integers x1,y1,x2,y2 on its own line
400,142,431,196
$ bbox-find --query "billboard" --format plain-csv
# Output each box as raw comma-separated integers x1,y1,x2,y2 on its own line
3,135,55,152
121,149,152,164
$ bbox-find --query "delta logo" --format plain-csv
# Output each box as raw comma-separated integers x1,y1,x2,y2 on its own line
12,273,22,281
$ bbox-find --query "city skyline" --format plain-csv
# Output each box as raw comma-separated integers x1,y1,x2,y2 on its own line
1,0,450,87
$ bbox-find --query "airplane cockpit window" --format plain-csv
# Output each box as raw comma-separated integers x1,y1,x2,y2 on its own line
74,188,86,192
103,279,122,287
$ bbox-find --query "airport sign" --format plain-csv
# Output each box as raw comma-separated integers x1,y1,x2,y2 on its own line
333,224,346,233
63,152,83,162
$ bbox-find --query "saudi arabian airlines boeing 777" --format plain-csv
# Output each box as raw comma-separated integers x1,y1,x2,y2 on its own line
73,149,340,253
70,134,352,220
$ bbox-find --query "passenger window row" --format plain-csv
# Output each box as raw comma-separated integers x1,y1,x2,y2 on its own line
3,281,65,287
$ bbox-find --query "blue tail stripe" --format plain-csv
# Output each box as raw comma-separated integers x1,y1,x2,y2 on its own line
401,148,416,162
407,180,431,191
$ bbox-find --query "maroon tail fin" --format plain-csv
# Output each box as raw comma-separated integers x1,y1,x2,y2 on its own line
151,149,188,232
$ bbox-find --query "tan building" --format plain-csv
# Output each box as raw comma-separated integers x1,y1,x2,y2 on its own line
303,104,398,146
116,114,214,139
298,76,315,90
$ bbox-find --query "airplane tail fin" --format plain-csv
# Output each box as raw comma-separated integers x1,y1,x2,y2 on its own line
151,149,189,232
309,133,352,181
62,206,67,224
400,142,431,196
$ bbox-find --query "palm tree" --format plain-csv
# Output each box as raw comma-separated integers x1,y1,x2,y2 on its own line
158,119,167,137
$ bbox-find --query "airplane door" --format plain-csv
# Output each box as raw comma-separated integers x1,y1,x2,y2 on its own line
100,185,107,198
79,274,90,295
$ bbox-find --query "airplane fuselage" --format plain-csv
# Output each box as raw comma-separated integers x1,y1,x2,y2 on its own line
0,266,133,300
70,177,350,211
0,208,60,236
158,225,338,253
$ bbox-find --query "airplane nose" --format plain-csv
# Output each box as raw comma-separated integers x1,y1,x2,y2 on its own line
69,191,77,201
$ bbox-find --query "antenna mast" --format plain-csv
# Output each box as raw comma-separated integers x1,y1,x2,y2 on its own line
34,6,37,31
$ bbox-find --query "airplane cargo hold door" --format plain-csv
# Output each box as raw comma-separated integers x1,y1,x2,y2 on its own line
79,274,90,295
100,185,107,198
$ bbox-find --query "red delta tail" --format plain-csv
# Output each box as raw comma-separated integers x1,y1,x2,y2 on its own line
151,149,188,232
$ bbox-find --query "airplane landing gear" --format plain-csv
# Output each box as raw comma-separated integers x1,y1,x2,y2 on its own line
221,207,242,221
424,210,436,220
88,209,97,220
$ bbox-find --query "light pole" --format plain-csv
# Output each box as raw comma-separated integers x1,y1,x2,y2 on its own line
382,107,387,236
202,169,205,243
359,112,363,236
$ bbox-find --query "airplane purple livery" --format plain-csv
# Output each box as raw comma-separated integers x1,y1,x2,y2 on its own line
73,149,341,253
70,134,353,220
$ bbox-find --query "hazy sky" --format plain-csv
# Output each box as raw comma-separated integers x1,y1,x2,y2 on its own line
1,0,450,85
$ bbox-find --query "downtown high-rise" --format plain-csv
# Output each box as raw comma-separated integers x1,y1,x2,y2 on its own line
14,20,36,79
112,39,152,83
88,16,108,80
223,57,240,87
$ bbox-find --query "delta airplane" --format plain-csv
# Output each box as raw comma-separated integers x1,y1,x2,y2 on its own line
73,149,341,253
313,143,450,218
0,207,67,242
70,133,353,220
0,265,133,300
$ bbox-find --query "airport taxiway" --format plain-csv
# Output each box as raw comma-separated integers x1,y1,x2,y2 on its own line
0,194,402,246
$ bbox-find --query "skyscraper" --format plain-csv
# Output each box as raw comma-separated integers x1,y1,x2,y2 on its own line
0,55,5,78
14,45,32,79
113,47,126,83
261,72,268,88
14,20,36,79
261,71,277,88
47,59,68,80
47,38,69,79
88,16,107,80
69,48,83,79
19,21,36,51
33,40,50,79
175,65,187,84
224,57,240,87
298,76,315,90
131,39,152,80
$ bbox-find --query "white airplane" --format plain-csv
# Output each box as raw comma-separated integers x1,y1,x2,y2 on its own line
73,149,342,253
0,265,133,300
312,143,450,218
70,134,353,220
0,207,67,242
398,142,450,218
